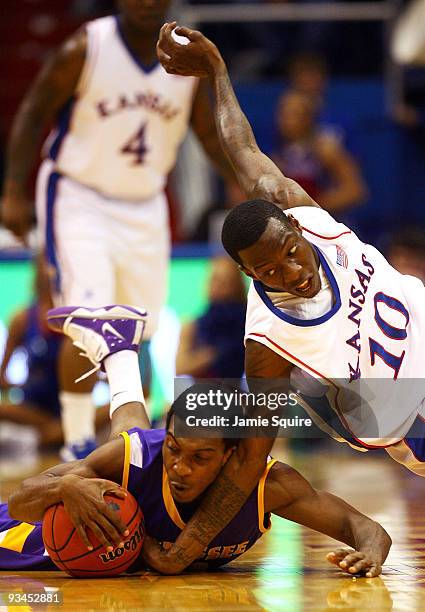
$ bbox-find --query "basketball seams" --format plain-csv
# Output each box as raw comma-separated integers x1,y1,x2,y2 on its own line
42,493,144,575
49,503,141,563
44,503,77,553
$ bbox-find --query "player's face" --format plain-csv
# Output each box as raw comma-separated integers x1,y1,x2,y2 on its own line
277,93,315,141
163,426,234,503
117,0,172,32
239,216,321,297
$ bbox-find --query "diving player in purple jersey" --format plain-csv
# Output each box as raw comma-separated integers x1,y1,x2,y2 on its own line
2,306,390,577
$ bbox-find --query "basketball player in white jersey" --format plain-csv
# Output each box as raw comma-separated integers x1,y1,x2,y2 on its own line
156,24,425,477
102,21,425,575
1,2,237,460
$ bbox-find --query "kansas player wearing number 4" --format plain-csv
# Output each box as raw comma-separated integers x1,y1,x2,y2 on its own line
157,23,425,478
2,2,238,460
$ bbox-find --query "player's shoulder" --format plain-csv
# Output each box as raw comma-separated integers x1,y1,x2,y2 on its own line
125,427,165,467
264,461,315,512
287,206,353,242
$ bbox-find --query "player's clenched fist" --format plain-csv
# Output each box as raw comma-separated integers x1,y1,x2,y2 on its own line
59,473,129,551
157,22,224,78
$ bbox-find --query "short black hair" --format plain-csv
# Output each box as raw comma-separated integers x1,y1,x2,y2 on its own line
166,383,241,451
221,199,291,265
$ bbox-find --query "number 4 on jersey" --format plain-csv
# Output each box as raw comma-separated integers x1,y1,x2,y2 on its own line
121,122,149,165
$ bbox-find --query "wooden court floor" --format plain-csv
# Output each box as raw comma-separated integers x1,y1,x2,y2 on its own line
0,445,424,611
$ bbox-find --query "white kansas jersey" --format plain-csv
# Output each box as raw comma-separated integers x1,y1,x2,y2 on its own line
245,207,425,447
45,16,198,200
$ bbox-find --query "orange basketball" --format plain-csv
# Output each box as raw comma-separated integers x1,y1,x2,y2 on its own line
42,492,145,577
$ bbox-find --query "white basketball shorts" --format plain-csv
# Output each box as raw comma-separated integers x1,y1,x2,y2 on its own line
36,159,170,339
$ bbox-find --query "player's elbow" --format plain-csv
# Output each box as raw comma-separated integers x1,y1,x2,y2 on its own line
7,488,24,521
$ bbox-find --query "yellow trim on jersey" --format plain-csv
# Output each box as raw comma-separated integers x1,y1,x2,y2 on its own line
119,431,131,490
258,458,278,534
0,522,35,553
162,467,185,530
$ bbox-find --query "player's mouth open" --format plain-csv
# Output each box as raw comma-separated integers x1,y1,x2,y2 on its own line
170,481,189,492
295,277,313,293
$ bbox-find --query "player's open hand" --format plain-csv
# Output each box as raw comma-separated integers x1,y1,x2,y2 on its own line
326,547,383,577
59,473,130,552
157,22,223,78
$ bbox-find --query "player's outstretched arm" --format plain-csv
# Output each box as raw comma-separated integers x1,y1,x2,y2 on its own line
157,23,319,211
8,438,129,551
265,462,391,577
1,28,86,242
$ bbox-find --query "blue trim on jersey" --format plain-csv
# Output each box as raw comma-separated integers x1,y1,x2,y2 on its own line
114,15,159,74
253,246,341,327
45,171,62,293
48,97,75,161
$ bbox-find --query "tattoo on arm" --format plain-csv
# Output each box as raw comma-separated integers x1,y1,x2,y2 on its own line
182,473,247,544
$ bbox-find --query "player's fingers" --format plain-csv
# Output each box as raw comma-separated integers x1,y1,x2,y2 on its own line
158,22,178,53
328,548,354,564
326,552,344,566
174,26,202,42
104,485,127,500
366,564,381,578
162,64,182,76
75,524,93,551
86,519,114,550
339,551,365,568
347,557,373,573
328,548,354,560
95,512,124,547
156,46,171,63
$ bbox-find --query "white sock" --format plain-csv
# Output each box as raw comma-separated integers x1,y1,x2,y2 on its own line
104,350,145,418
60,392,96,445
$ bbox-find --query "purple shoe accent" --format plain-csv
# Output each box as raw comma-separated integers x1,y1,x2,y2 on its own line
47,305,147,363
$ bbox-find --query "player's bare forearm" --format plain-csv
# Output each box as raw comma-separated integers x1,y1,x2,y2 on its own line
191,80,239,185
157,23,318,210
211,67,318,208
8,437,125,522
4,29,86,195
8,466,94,522
143,443,270,574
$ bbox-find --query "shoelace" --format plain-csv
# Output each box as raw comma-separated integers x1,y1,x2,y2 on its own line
73,339,102,383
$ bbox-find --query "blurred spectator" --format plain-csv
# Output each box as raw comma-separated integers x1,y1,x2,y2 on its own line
287,52,344,141
272,90,367,214
387,226,425,283
0,257,108,448
0,257,62,446
176,256,246,379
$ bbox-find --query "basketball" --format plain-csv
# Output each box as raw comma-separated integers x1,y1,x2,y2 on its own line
42,492,145,578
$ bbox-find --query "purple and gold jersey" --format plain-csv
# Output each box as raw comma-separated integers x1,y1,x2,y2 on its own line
0,429,275,571
120,428,275,568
